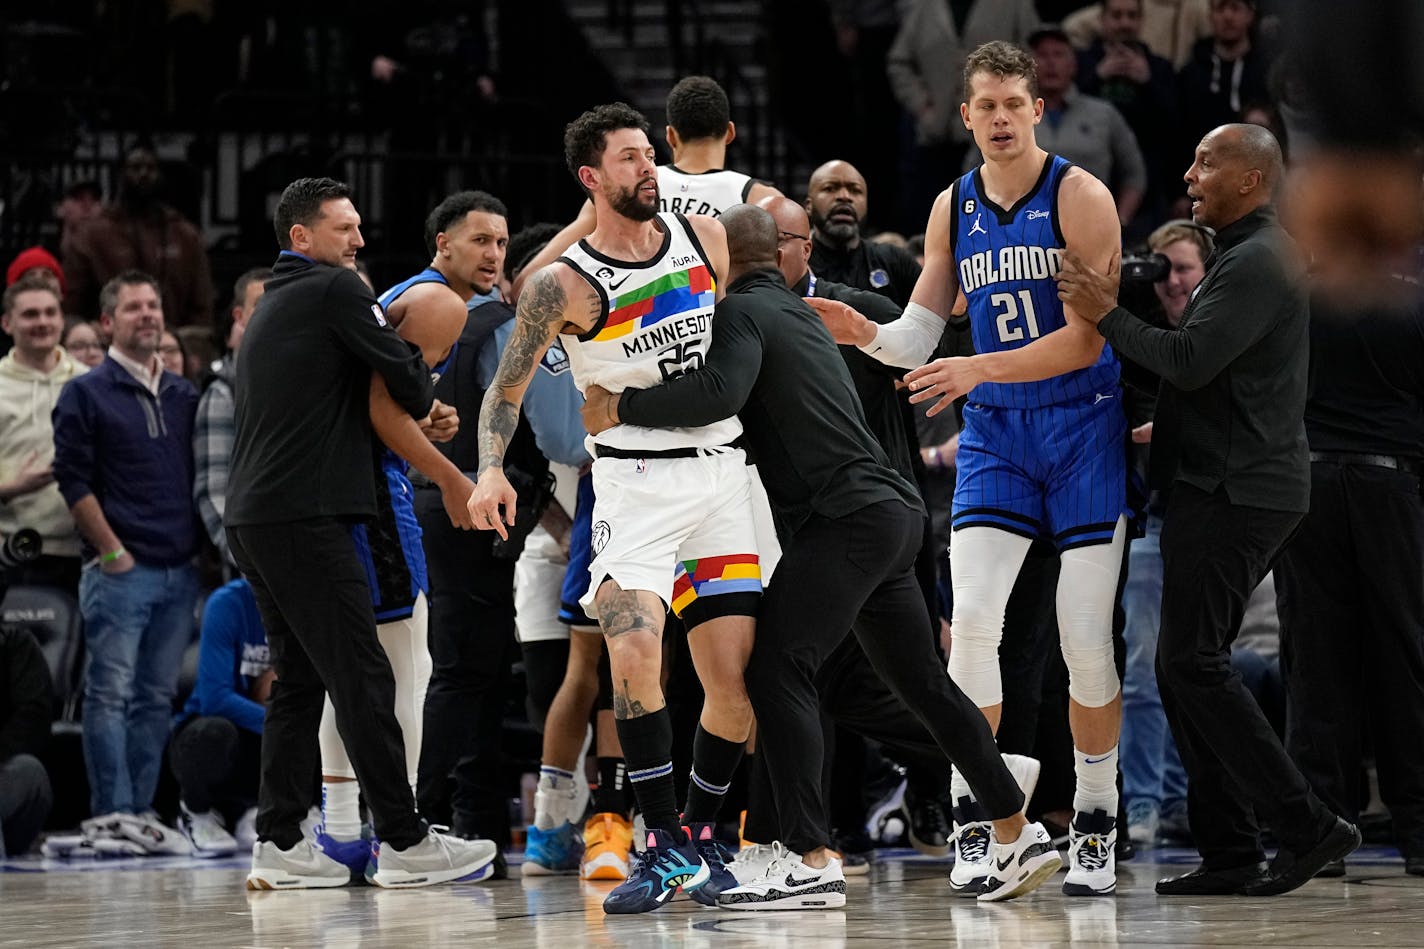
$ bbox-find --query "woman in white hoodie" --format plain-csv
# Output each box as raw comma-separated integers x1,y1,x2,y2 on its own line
0,277,88,594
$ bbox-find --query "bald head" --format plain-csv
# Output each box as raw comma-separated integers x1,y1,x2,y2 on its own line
1213,123,1284,194
806,160,868,249
720,204,779,282
757,194,812,287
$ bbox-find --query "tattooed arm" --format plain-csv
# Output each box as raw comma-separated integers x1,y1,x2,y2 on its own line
467,263,595,537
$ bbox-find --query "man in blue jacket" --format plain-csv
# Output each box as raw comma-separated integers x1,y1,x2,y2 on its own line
169,578,271,856
52,269,199,853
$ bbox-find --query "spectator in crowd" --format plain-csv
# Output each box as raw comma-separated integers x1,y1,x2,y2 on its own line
194,269,267,573
0,625,53,857
0,279,88,594
55,181,103,247
159,330,186,378
806,160,922,310
169,577,272,856
964,26,1148,226
1065,0,1212,69
52,270,200,840
61,320,105,369
1177,0,1272,155
175,327,218,383
886,0,1038,227
61,145,216,328
1076,0,1183,230
6,247,65,297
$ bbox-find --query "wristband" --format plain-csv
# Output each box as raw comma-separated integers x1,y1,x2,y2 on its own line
100,547,127,564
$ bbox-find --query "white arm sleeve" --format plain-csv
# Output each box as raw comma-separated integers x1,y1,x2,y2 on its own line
857,301,946,369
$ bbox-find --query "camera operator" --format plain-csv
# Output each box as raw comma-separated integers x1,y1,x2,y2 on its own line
0,277,88,596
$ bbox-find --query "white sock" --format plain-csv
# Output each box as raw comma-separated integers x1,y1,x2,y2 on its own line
321,780,362,841
1072,745,1119,818
534,766,575,831
949,766,975,822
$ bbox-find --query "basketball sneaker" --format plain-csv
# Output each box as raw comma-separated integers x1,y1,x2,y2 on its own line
247,839,352,889
904,785,951,857
368,827,497,888
948,813,993,895
718,843,847,911
977,821,1061,902
179,803,238,857
602,827,708,914
684,822,738,906
582,812,633,880
94,811,193,856
1063,809,1118,896
235,807,258,849
729,842,779,885
522,821,583,876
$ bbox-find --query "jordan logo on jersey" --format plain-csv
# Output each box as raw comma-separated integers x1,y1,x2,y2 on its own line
968,214,988,237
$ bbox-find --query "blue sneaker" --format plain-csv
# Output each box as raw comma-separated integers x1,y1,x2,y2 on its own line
685,822,737,906
314,828,370,882
522,821,584,876
602,827,709,914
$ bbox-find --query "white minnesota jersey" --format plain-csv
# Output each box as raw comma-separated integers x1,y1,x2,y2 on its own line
559,212,741,452
657,165,755,218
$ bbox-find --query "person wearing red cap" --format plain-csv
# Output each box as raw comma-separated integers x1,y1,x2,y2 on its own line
5,248,65,297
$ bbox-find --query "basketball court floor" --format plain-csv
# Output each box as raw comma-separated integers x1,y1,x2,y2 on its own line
3,844,1420,947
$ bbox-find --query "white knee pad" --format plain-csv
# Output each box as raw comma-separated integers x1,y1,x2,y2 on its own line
1057,517,1125,708
318,595,431,786
947,527,1034,707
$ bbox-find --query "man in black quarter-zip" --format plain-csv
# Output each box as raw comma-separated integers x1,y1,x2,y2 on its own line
1057,123,1361,897
226,177,493,891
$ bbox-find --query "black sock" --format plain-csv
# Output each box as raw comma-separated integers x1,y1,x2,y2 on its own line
615,709,683,842
683,725,744,823
593,757,631,816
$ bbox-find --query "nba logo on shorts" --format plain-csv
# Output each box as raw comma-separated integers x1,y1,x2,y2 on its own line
371,304,387,327
636,459,647,474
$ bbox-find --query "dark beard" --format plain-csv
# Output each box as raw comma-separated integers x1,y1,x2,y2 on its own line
611,181,659,222
809,205,859,247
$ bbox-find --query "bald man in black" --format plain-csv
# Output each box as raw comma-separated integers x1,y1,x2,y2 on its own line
1058,123,1361,896
582,205,1059,907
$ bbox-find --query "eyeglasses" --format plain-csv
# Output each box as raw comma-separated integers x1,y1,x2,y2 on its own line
778,231,811,244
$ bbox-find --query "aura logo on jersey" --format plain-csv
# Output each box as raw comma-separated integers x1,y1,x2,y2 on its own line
959,245,1065,294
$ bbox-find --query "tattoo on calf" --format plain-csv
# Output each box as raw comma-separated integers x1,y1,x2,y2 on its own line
612,679,649,720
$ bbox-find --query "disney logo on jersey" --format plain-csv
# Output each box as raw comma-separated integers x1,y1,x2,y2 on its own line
1026,209,1050,221
959,245,1064,294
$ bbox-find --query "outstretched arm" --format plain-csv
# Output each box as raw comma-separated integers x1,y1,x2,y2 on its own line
815,187,957,369
510,200,597,300
469,264,592,537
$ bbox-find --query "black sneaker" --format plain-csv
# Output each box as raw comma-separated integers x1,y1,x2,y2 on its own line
905,785,951,857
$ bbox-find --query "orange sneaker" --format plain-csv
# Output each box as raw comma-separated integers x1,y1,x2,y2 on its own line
581,812,633,881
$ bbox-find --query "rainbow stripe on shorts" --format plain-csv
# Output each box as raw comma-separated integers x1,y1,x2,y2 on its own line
670,554,762,616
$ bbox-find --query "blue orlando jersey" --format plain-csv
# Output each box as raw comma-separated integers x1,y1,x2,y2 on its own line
351,268,461,621
952,154,1119,409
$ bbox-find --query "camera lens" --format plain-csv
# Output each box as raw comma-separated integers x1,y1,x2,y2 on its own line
0,528,43,568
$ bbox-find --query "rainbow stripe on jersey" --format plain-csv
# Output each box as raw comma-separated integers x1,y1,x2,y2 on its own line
590,265,716,342
670,553,762,616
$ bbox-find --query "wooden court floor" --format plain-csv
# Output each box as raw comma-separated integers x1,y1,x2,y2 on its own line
2,845,1420,948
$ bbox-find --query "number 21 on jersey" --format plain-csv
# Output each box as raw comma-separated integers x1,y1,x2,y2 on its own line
992,289,1040,343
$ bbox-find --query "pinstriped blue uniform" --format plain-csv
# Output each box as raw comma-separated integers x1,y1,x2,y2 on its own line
949,155,1126,550
349,268,458,621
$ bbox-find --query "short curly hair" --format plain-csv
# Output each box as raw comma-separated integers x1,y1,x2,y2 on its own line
962,41,1039,101
667,76,730,142
563,103,652,195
